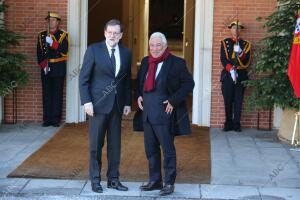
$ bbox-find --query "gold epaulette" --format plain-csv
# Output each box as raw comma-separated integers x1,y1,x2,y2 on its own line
58,31,68,44
242,40,251,54
237,41,252,69
60,29,68,34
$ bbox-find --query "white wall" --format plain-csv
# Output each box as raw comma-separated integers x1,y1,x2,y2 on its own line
65,0,87,123
192,0,214,126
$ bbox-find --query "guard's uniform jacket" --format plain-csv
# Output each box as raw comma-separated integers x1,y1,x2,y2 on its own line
220,37,251,130
36,29,69,125
37,29,68,76
220,38,251,82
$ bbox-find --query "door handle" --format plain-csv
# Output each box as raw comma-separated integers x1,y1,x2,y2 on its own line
185,40,189,47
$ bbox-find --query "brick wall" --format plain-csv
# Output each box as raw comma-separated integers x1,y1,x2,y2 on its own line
211,0,277,128
4,0,68,123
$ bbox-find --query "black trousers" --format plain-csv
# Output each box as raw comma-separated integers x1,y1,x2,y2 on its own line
143,120,176,185
221,77,245,126
88,100,121,184
41,75,64,124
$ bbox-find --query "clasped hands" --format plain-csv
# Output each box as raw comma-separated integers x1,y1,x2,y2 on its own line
137,96,173,114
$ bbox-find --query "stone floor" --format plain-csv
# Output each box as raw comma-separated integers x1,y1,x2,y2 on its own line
0,123,299,200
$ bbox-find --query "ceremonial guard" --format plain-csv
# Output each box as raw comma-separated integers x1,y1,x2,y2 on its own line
37,12,69,127
220,20,252,132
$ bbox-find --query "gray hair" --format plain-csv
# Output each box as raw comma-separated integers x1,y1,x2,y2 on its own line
149,32,168,46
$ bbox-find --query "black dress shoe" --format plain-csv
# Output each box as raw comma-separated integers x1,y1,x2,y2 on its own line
234,126,242,132
222,122,233,132
91,183,103,193
159,184,174,196
42,122,51,127
52,123,60,127
107,180,128,191
222,126,233,132
140,182,163,191
233,123,242,132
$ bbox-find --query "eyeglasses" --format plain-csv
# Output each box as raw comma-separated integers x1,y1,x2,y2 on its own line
106,31,120,36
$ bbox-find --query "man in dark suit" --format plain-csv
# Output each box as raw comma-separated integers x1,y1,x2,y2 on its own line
220,20,252,132
135,32,194,196
79,19,132,193
37,12,69,127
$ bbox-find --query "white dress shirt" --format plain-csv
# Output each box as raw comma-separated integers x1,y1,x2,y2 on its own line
155,62,163,79
105,41,121,77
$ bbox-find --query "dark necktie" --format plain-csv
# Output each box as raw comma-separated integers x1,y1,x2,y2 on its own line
111,48,116,74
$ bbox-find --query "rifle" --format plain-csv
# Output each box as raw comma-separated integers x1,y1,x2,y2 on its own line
234,13,240,67
44,11,50,75
236,12,239,42
47,11,50,35
232,13,240,84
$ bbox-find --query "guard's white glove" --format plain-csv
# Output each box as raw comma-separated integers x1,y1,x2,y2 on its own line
46,36,53,46
84,102,94,117
230,69,237,83
234,43,242,54
43,66,50,75
123,106,131,116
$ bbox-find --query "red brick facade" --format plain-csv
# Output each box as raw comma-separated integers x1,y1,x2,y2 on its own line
4,0,68,123
3,0,277,128
211,0,277,128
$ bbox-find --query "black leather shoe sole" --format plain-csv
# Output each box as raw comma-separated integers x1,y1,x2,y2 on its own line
91,185,103,193
222,127,233,132
92,188,103,193
107,185,128,191
140,182,163,191
159,185,174,196
107,182,128,191
234,128,242,132
42,122,50,127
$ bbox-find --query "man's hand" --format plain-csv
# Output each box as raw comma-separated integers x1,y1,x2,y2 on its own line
46,35,53,46
163,100,173,114
84,102,94,117
137,96,143,110
123,106,131,116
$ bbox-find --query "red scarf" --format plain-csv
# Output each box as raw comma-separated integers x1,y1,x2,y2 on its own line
144,48,171,92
